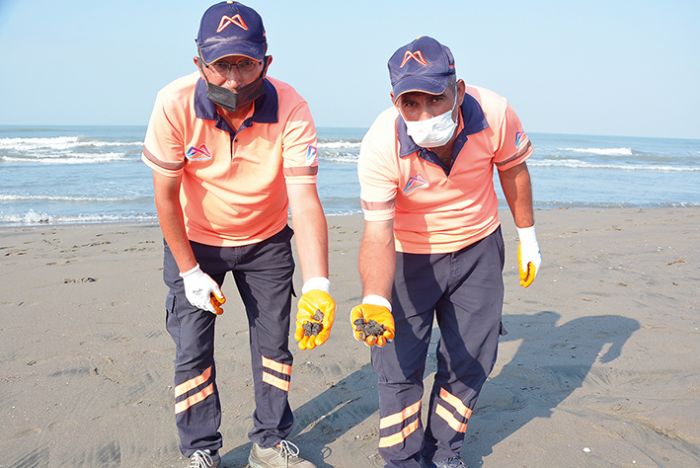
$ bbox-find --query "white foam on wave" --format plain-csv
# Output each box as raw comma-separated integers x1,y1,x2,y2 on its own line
0,209,51,224
0,194,142,202
0,136,142,151
529,158,699,172
563,147,633,156
321,154,359,164
0,210,157,226
78,140,142,147
0,136,78,149
1,152,129,164
326,209,362,216
318,141,361,149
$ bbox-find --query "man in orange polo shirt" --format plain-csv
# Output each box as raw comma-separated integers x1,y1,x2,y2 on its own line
352,36,542,467
142,2,333,467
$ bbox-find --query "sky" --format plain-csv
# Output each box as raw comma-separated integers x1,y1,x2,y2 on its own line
0,0,698,139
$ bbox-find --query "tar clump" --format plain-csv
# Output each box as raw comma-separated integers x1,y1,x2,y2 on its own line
353,319,386,340
302,310,325,336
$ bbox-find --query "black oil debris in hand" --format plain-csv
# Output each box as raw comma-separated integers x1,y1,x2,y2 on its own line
353,318,386,340
303,309,325,337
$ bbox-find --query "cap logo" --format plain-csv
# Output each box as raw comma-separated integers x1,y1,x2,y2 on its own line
400,50,428,68
216,14,249,33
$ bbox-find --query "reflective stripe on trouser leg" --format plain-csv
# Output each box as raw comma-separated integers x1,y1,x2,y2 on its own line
372,309,435,467
422,228,505,463
372,248,453,467
164,242,226,457
234,226,295,448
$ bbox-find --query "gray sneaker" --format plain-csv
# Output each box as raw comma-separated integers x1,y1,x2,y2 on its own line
433,456,467,468
248,440,315,467
188,449,221,468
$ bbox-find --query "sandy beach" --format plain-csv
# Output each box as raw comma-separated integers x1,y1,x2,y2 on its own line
1,207,698,467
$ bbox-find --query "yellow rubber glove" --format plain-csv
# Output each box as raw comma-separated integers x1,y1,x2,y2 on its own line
350,299,395,348
295,288,336,350
517,226,541,288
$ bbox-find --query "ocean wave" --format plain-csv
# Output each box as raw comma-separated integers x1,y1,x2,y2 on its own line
320,153,359,164
319,153,698,172
1,152,129,164
529,158,699,172
325,209,362,216
318,141,361,149
532,200,700,209
0,210,157,226
562,147,633,156
78,141,142,147
0,194,148,202
0,136,142,151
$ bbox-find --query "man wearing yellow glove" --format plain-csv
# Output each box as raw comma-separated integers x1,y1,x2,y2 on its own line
143,2,332,466
355,36,540,467
295,277,336,351
517,226,542,288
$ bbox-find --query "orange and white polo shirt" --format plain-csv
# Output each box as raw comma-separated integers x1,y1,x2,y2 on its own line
358,85,533,254
142,72,318,247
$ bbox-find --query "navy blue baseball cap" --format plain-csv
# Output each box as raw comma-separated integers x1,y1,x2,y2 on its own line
388,36,456,101
196,1,267,63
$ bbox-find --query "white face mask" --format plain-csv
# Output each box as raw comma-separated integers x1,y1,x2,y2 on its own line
402,87,458,148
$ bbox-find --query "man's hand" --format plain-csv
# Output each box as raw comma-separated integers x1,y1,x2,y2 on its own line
350,296,395,347
295,278,336,350
517,226,541,288
179,264,225,314
209,293,226,315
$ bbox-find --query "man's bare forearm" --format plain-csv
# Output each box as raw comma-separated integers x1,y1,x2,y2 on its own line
153,173,197,273
359,220,395,300
499,162,534,228
291,203,329,282
287,184,329,283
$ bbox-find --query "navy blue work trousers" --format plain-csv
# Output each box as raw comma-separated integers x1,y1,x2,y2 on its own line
163,226,295,457
372,227,506,467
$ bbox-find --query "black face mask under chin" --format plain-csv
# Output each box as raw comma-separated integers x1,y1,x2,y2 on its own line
198,54,269,113
204,79,258,113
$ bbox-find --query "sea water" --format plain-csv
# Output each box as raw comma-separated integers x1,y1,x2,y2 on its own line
0,125,698,226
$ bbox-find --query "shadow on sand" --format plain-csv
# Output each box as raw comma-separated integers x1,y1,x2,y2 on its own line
222,311,639,467
461,311,639,466
222,361,380,467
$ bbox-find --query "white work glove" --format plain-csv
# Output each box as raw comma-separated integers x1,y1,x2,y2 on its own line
516,226,541,288
179,264,225,314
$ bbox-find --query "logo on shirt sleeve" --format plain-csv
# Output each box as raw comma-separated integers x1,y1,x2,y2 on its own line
403,174,429,194
515,131,528,149
186,144,213,161
305,145,318,164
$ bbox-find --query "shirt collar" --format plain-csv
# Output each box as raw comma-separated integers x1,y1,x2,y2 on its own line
397,92,489,158
194,78,279,124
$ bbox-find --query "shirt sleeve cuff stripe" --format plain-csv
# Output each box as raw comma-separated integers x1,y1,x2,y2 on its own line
142,148,186,171
361,200,395,210
495,140,532,167
283,166,319,176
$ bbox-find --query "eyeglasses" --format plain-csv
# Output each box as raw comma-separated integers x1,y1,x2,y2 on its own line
207,59,260,76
